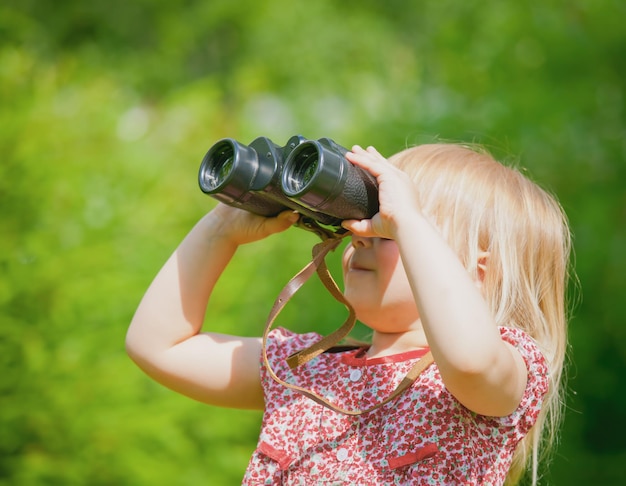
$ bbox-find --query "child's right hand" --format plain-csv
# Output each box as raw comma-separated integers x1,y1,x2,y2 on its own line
208,203,300,246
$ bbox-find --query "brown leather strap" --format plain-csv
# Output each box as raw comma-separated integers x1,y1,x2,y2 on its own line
262,237,353,368
285,238,357,369
261,234,435,416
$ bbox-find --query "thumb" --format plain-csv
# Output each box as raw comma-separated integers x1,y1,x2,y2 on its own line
341,218,376,237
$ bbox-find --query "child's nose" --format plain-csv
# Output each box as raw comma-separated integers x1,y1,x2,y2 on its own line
350,234,373,248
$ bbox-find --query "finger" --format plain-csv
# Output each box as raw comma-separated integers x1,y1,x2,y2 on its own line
366,145,383,157
349,145,386,162
346,150,386,177
350,145,383,160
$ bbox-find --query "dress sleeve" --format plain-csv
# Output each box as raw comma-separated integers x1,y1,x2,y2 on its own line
490,327,550,435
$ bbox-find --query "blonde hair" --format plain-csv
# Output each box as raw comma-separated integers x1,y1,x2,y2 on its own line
389,143,572,485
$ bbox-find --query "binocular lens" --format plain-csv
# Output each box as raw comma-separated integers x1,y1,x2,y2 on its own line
285,146,319,192
203,146,235,189
199,135,377,230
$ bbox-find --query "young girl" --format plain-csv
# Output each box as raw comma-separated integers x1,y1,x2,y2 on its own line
126,143,571,485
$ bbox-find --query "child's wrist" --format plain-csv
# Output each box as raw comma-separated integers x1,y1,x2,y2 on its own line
197,209,241,249
392,209,435,242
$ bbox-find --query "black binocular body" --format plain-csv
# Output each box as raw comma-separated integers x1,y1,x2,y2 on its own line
198,135,379,232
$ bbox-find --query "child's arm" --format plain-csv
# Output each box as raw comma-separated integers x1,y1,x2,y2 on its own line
344,146,528,418
125,204,299,409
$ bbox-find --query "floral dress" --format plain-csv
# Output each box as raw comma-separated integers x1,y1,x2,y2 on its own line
243,327,548,485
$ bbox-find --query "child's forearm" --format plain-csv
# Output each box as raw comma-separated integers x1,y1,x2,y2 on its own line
126,211,238,361
395,212,527,416
395,214,497,363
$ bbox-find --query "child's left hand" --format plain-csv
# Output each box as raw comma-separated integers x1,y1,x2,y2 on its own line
342,145,420,239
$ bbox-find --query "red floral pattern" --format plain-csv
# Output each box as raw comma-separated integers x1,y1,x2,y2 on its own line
243,327,548,485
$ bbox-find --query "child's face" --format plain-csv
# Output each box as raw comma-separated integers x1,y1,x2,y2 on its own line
342,236,420,332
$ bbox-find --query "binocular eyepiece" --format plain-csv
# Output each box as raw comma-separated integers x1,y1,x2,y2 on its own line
198,135,379,236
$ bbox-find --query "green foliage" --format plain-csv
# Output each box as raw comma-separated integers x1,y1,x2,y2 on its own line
1,0,625,483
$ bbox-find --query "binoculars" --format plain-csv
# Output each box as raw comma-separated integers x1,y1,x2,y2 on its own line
198,135,379,236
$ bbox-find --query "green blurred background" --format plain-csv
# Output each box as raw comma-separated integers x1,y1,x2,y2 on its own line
1,0,624,484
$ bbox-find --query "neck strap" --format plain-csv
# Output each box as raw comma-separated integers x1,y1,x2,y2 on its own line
261,234,434,416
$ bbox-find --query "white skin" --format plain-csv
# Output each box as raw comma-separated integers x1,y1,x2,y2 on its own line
126,145,528,416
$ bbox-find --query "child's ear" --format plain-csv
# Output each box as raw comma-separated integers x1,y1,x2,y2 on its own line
476,251,490,287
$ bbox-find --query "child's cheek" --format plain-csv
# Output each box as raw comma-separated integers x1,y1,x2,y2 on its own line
341,245,354,276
